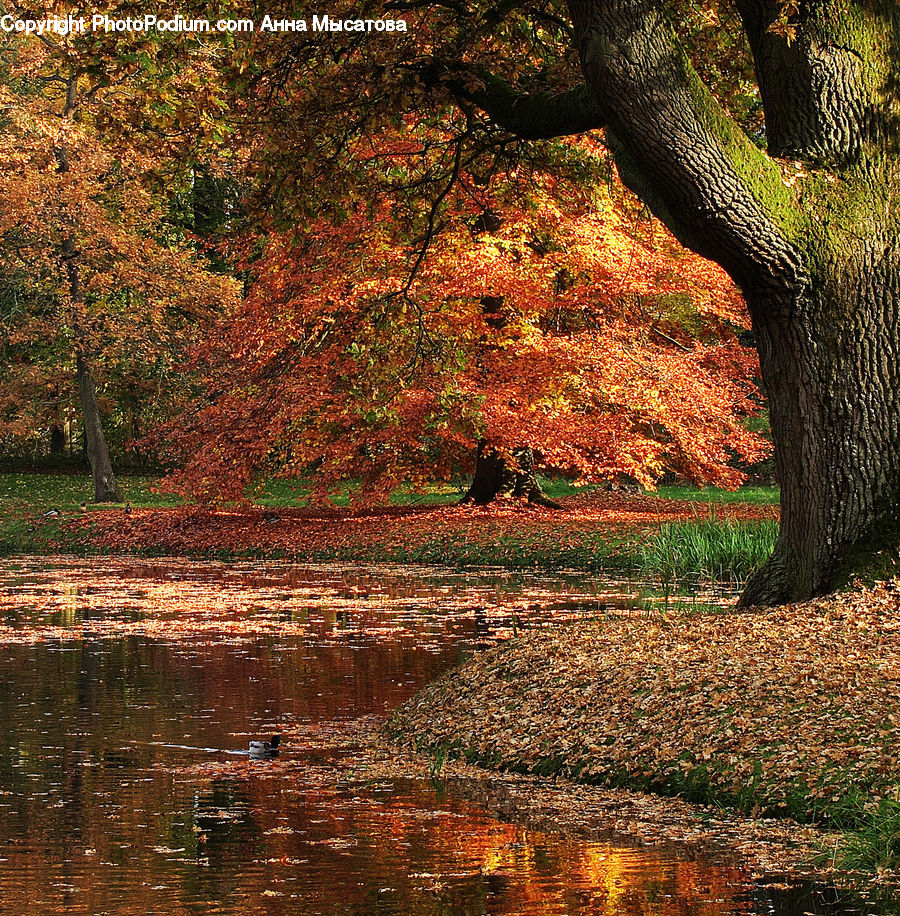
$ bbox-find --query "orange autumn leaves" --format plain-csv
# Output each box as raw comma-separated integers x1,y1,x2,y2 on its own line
0,16,767,499
0,25,240,450
160,149,768,505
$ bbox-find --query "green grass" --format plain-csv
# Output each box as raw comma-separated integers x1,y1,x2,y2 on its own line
0,472,180,556
252,477,466,507
253,475,592,507
653,484,779,505
0,472,179,510
827,797,900,871
375,530,616,571
0,469,779,512
638,518,778,585
0,471,778,580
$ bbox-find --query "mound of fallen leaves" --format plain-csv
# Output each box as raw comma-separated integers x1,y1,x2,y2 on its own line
388,581,900,825
65,490,777,566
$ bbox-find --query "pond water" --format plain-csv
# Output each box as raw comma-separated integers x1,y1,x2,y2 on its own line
0,557,868,915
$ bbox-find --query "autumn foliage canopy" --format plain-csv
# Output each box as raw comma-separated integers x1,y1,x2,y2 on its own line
0,17,239,461
1,3,769,503
160,137,768,503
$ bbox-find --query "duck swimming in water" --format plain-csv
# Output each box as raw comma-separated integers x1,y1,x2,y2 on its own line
249,735,281,759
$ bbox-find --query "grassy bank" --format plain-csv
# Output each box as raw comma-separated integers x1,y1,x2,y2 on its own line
0,472,780,580
639,518,778,584
387,580,900,877
0,473,174,556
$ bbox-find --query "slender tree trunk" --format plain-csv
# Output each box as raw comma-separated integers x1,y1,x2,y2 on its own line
49,424,65,456
55,75,121,504
462,443,564,508
75,352,121,503
62,236,122,503
61,236,121,503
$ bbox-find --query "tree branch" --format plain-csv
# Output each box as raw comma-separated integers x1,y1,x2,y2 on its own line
467,73,604,139
416,63,605,139
735,0,894,162
565,0,806,300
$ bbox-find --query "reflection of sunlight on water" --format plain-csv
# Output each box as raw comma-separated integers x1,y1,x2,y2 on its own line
0,558,860,915
0,557,737,645
60,584,78,626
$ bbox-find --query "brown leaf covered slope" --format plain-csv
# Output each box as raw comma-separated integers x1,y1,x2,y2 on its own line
389,581,900,823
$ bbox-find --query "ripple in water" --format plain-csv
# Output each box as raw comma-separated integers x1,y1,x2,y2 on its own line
0,557,869,914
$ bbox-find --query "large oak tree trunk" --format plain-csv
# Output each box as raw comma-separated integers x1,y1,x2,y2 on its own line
462,444,565,508
546,0,900,604
741,238,900,604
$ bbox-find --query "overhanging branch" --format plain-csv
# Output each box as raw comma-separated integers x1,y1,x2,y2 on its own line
566,0,805,296
417,63,605,139
463,73,605,139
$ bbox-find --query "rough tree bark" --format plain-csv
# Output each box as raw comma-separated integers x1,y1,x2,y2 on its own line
469,0,900,604
462,443,565,507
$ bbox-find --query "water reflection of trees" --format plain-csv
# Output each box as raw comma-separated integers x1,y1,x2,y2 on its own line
0,561,829,915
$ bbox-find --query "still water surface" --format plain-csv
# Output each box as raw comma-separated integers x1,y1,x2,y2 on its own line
0,558,866,915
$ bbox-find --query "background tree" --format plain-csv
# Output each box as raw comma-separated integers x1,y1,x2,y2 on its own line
208,0,900,602
0,16,240,499
158,153,767,506
11,0,892,603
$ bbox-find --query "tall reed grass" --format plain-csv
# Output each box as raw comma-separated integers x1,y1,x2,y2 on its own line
639,518,778,585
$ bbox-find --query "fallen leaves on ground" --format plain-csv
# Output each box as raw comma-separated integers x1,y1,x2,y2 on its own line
389,581,900,839
63,491,778,565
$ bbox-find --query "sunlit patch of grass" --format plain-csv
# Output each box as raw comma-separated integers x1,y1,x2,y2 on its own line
0,473,179,556
388,484,463,506
0,472,178,510
639,518,778,584
653,485,779,505
253,475,586,508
